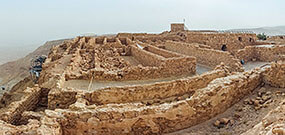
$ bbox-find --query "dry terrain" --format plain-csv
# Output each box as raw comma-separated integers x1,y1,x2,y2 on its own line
0,25,284,135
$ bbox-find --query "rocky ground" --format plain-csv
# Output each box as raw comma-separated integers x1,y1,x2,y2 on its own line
169,85,285,135
0,36,284,134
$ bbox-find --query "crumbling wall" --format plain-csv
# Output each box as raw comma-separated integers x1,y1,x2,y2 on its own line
0,116,62,135
46,68,264,135
131,45,165,67
235,47,256,62
268,35,285,45
117,32,185,42
83,69,227,105
171,23,185,32
263,62,285,88
185,32,257,53
63,37,196,81
48,88,77,109
144,45,180,58
163,41,243,72
236,45,285,62
0,87,41,124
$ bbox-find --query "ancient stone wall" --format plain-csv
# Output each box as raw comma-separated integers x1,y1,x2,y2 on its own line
144,45,180,58
263,61,285,88
82,69,227,105
47,69,226,109
0,116,62,134
45,67,265,135
131,45,165,67
62,37,196,82
117,32,185,42
0,87,41,124
163,41,243,72
268,35,285,45
171,23,185,32
236,45,285,62
185,32,257,53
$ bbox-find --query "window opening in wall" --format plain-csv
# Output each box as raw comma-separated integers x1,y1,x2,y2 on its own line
249,38,253,42
238,37,242,41
221,45,227,51
280,36,284,39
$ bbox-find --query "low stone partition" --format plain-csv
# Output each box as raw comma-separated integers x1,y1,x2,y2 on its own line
48,69,227,109
130,45,165,67
162,41,243,72
44,67,266,135
263,61,285,88
48,88,78,109
0,116,62,134
132,42,197,74
236,45,285,62
82,69,227,105
144,45,181,58
0,86,41,124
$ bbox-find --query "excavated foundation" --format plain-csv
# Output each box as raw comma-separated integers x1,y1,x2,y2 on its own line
0,32,284,135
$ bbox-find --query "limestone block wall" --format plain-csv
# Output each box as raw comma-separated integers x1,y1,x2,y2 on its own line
236,45,285,62
235,47,255,62
269,35,285,40
185,32,257,53
50,68,225,109
46,67,265,135
263,62,285,88
131,43,196,76
61,36,196,82
131,45,165,67
268,35,285,45
163,41,243,72
0,116,62,134
48,88,77,109
82,69,227,105
117,33,185,43
0,87,41,124
145,45,180,58
171,23,185,32
256,45,285,61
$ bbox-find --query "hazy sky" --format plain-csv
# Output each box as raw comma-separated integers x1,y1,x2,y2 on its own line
0,0,285,49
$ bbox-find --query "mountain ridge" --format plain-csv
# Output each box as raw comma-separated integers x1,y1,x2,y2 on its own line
228,26,285,36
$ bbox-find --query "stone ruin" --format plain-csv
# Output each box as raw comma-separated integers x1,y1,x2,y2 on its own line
0,24,285,134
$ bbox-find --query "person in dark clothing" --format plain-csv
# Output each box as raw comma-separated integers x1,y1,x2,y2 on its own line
240,59,245,65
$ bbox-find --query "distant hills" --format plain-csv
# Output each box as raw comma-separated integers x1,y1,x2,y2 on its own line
228,26,285,36
0,39,67,89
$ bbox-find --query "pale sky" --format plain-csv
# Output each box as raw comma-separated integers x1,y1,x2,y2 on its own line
0,0,285,49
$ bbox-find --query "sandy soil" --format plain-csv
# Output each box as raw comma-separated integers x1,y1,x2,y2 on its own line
243,61,270,71
63,73,195,91
168,85,285,135
63,64,211,91
196,64,212,75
